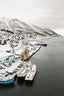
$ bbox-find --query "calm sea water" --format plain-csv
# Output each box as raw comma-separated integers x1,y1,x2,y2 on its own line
0,38,64,96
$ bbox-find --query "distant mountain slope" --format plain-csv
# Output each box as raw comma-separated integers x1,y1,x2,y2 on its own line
32,25,59,37
0,17,60,37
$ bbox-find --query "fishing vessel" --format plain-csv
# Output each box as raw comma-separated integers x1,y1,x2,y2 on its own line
15,41,41,61
17,41,37,80
0,74,15,84
17,61,31,78
20,45,41,60
25,64,36,81
0,58,22,84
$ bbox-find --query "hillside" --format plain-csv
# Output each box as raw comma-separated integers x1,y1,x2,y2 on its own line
0,17,60,37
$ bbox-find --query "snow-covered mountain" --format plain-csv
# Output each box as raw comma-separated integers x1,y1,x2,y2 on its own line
31,25,60,37
0,17,60,37
0,17,35,34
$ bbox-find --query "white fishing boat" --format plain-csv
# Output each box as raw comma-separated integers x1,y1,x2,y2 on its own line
17,61,32,78
25,64,36,81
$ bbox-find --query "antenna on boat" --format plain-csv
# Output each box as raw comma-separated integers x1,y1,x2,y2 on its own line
26,39,29,67
21,40,26,70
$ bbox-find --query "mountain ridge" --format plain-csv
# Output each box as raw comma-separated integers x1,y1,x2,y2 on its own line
0,17,60,37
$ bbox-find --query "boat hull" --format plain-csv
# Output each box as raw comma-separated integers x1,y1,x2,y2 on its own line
0,78,14,84
41,44,47,46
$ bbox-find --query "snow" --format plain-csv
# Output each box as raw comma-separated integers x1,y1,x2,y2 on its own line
0,43,11,52
0,60,21,73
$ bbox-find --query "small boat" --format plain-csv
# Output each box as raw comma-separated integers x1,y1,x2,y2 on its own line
25,64,36,81
41,43,47,46
40,42,47,46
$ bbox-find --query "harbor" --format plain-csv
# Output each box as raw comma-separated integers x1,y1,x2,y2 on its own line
0,37,43,84
0,0,64,95
0,38,64,96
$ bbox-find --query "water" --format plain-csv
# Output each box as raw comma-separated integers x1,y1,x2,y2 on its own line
0,38,64,96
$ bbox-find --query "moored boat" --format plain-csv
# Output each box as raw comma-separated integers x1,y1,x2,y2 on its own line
25,64,36,81
41,43,47,46
0,74,15,84
17,61,32,78
0,78,14,84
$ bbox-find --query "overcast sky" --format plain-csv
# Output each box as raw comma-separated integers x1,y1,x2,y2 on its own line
0,0,64,35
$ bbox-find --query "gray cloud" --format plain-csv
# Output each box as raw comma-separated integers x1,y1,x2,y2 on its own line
0,0,64,35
